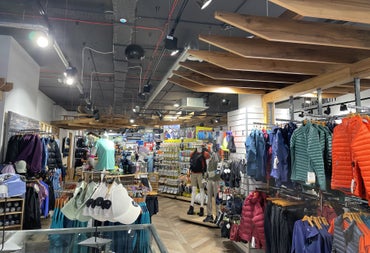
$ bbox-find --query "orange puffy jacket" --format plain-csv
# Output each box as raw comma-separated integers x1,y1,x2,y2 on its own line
351,117,370,199
332,116,370,200
331,118,353,194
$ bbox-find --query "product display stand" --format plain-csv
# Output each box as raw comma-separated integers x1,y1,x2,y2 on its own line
78,220,112,250
178,214,219,228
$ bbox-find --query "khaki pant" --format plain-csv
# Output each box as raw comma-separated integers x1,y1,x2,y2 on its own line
207,180,220,216
190,173,205,207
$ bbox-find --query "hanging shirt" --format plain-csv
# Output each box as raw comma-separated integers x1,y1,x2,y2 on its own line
95,138,115,170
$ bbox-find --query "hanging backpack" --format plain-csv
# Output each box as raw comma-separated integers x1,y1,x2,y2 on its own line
189,151,206,173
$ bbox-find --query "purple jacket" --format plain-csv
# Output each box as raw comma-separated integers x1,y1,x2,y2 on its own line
17,134,42,174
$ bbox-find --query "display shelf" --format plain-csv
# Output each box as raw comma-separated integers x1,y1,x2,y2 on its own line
0,197,24,230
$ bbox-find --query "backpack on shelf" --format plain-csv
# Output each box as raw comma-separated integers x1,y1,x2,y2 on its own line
189,151,206,173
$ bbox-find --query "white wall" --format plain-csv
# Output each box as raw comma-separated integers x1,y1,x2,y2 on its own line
0,35,66,123
0,35,68,159
2,36,40,120
238,94,262,108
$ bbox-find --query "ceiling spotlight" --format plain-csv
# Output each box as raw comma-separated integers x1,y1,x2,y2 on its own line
129,118,135,124
170,49,180,56
63,66,77,85
174,103,180,108
155,111,163,120
165,35,178,50
324,106,331,115
138,92,146,100
214,118,219,123
132,105,140,113
307,109,313,114
36,34,50,48
93,109,100,121
143,82,152,94
298,111,304,118
196,0,213,10
29,31,51,48
221,98,230,106
340,103,348,111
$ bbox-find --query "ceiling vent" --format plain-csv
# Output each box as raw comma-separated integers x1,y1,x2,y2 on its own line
178,97,209,112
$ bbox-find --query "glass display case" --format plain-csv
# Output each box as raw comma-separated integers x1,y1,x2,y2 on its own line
0,224,168,253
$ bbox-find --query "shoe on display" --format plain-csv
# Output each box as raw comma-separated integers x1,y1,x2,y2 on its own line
198,207,204,217
203,215,214,223
187,205,195,215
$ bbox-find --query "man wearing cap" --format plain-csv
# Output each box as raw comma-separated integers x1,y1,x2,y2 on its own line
187,145,210,217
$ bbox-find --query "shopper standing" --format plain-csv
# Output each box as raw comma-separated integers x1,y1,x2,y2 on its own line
187,145,210,216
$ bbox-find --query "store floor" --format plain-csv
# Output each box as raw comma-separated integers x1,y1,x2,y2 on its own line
39,196,239,253
152,196,239,253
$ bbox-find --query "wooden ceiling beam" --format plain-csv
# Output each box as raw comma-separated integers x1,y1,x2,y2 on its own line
270,0,370,25
188,50,340,75
263,57,370,103
179,61,311,83
173,69,286,90
214,12,370,50
199,34,370,64
168,76,266,95
278,9,303,20
339,79,370,88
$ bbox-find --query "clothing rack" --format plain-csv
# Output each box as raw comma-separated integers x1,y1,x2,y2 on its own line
347,104,370,112
303,113,331,119
275,118,300,123
252,122,275,126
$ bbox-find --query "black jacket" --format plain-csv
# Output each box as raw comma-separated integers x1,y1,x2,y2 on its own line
47,139,63,170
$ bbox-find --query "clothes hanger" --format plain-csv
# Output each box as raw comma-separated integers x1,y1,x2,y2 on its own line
302,215,314,227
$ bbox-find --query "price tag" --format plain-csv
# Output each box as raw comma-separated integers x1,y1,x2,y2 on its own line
351,179,355,194
307,172,316,184
273,157,279,170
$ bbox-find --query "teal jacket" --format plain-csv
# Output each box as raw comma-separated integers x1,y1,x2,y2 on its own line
290,122,327,190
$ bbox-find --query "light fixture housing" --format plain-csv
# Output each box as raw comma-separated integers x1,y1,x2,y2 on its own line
143,82,152,94
165,35,178,50
298,111,304,118
196,0,213,10
132,105,140,113
324,106,331,115
221,98,230,106
340,103,348,111
63,66,77,85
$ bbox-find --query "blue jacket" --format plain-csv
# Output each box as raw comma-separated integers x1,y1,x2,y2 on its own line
270,127,290,186
246,129,266,181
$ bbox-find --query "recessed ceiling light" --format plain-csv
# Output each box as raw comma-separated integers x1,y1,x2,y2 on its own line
119,18,127,24
129,118,135,124
174,103,180,108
